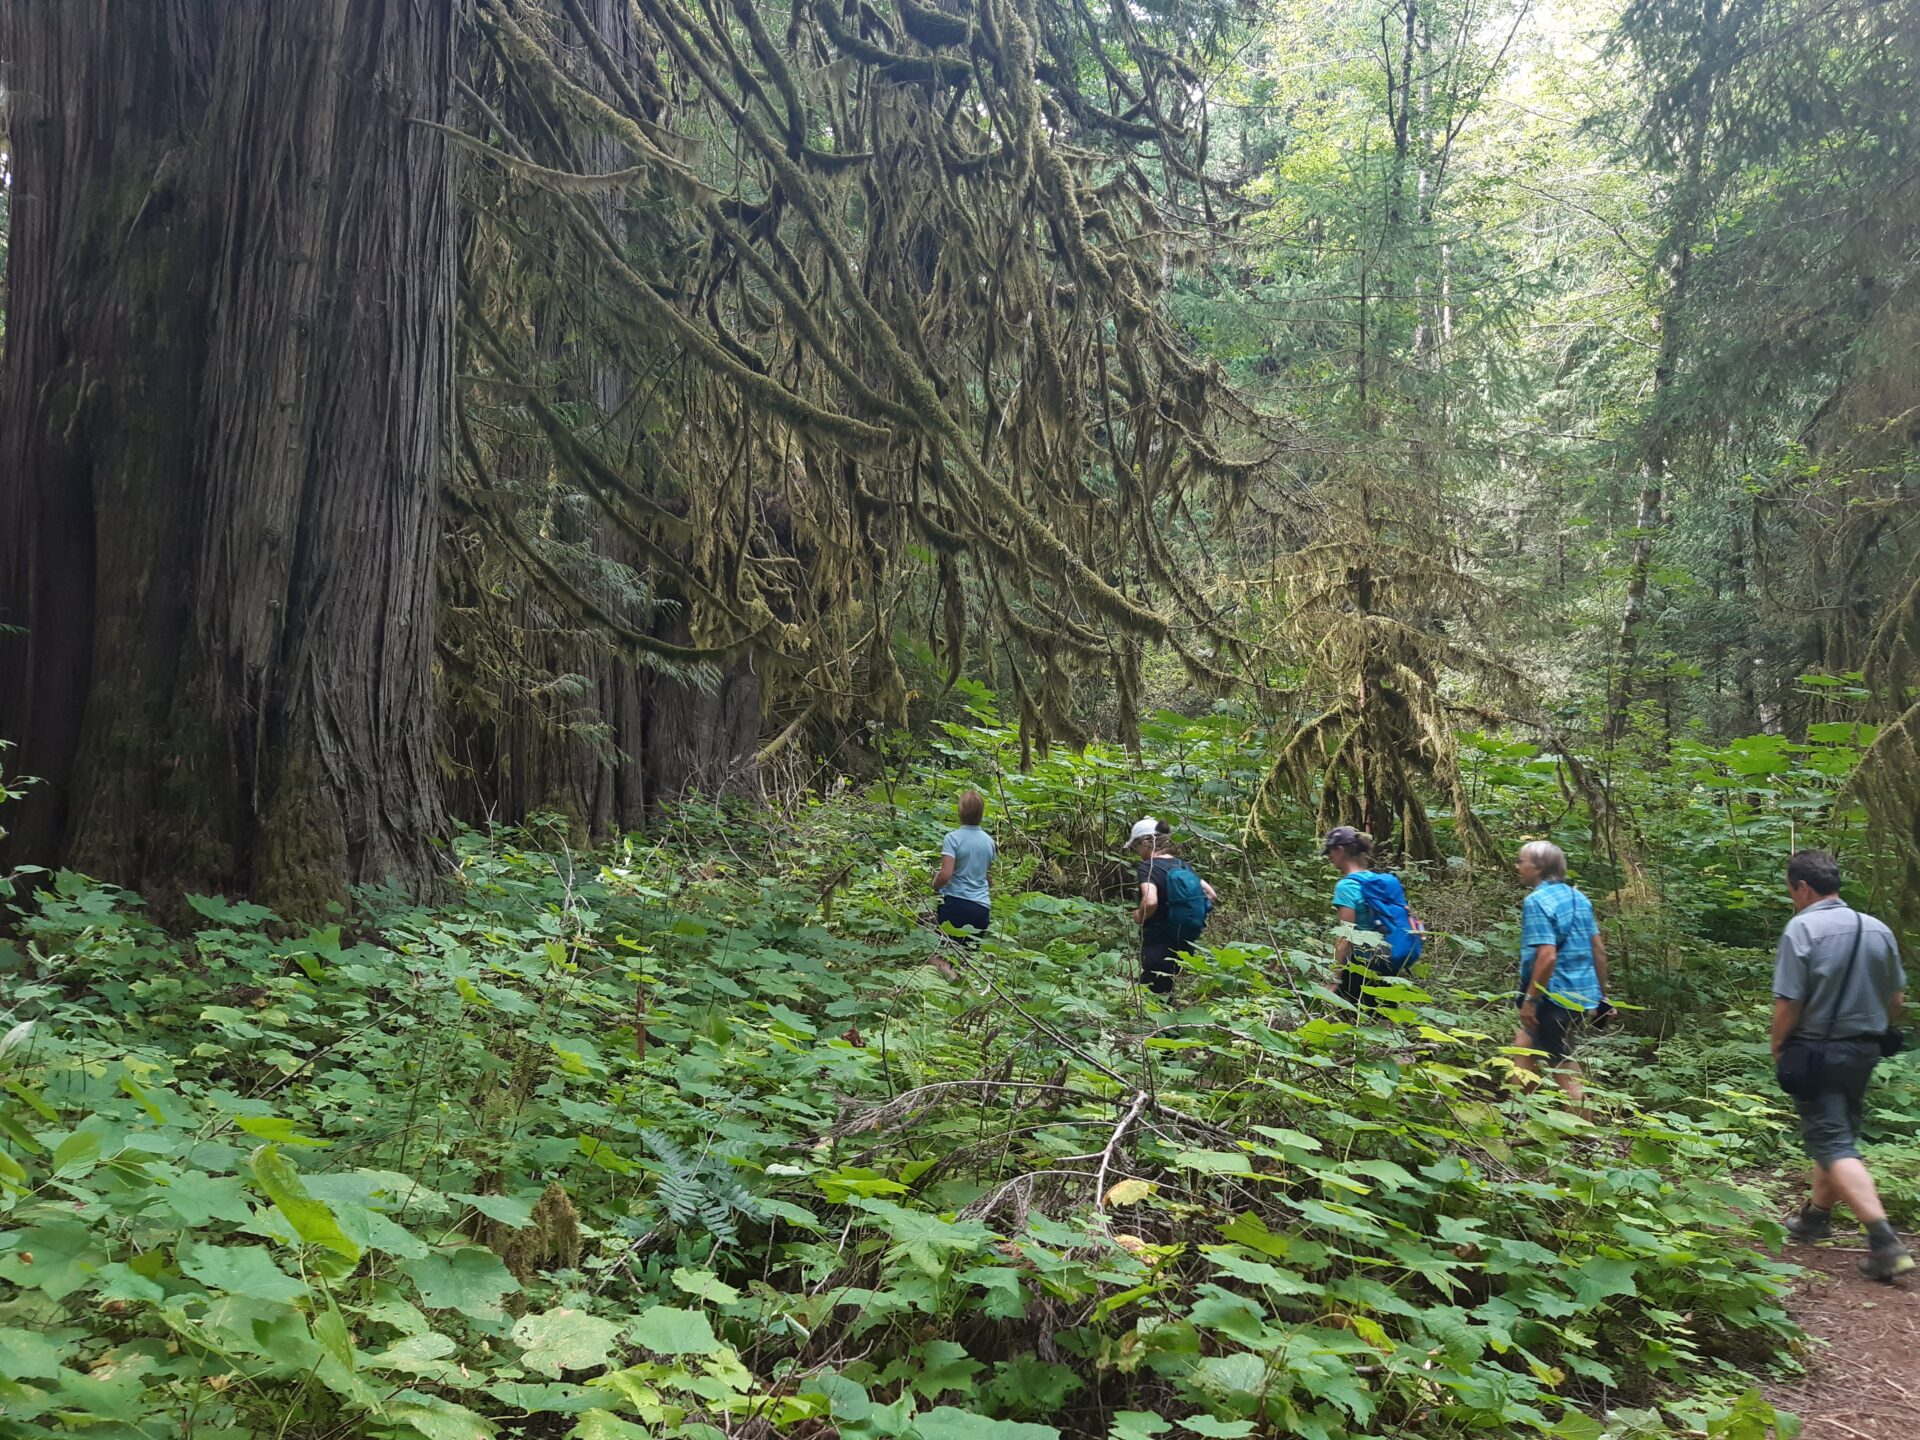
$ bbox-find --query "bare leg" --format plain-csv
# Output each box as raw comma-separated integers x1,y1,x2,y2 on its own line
1815,1158,1889,1225
1548,1060,1589,1117
1509,1026,1541,1084
1811,1164,1841,1213
1507,1025,1589,1115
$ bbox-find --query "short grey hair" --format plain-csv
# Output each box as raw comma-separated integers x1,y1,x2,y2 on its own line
1518,839,1567,882
1787,849,1841,896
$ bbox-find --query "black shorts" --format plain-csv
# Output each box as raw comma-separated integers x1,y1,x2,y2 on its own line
936,897,989,946
1793,1037,1881,1165
1140,934,1181,994
1337,952,1395,1006
1518,997,1584,1065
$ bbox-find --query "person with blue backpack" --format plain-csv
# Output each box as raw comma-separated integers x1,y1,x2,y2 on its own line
1128,817,1216,995
1322,826,1424,1006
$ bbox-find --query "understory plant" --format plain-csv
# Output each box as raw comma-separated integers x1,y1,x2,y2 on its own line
0,716,1807,1440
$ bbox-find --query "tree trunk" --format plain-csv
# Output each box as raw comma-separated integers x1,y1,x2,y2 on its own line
1608,449,1668,742
1729,502,1764,730
0,1,455,911
1605,0,1722,744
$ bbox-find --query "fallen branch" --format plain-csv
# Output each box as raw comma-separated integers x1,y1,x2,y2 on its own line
1093,1089,1150,1212
834,1079,1104,1137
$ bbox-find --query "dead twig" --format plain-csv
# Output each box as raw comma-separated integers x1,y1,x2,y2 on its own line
1093,1089,1150,1211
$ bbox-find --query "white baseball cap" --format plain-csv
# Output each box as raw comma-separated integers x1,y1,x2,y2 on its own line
1127,816,1160,845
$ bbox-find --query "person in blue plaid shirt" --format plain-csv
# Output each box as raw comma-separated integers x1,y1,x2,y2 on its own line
1511,840,1612,1113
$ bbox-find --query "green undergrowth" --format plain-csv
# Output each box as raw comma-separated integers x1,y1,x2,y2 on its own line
0,714,1820,1440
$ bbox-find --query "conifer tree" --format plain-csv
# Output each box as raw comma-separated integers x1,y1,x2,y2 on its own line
0,3,456,907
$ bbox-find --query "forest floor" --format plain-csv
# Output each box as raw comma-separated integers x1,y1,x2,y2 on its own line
1769,1239,1920,1438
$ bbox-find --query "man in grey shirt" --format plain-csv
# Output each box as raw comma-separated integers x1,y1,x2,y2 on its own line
1773,849,1911,1279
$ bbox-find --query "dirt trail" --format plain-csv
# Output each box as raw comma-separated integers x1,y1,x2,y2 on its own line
1768,1243,1920,1438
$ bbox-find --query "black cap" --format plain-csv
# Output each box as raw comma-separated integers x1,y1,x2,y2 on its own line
1321,825,1362,855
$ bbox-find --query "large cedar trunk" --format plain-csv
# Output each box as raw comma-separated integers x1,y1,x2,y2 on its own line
0,2,455,910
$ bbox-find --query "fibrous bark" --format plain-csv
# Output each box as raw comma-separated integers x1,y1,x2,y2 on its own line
0,1,455,909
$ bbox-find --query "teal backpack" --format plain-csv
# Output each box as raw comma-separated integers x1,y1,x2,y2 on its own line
1161,861,1212,945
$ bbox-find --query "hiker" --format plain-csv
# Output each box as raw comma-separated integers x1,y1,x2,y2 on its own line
1128,816,1216,995
932,789,995,945
1322,826,1423,1006
1774,850,1912,1279
1511,840,1609,1111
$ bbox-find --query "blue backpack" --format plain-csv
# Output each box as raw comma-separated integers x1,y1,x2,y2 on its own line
1160,861,1212,945
1352,871,1423,969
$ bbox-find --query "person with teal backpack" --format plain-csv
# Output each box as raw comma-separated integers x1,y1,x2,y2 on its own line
1128,817,1217,995
1322,826,1424,1006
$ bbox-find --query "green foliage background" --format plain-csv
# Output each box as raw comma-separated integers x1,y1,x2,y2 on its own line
0,707,1868,1439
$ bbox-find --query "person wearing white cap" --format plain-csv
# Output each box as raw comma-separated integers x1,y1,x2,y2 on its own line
1127,816,1216,995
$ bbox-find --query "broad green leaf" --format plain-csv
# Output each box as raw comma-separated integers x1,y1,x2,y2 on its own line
1176,1420,1255,1439
1111,1413,1171,1440
302,1172,433,1258
1172,1148,1254,1176
368,1332,460,1374
671,1266,743,1304
237,1115,329,1147
1288,1197,1388,1239
156,1169,255,1227
570,1412,652,1440
4,1079,61,1125
487,1381,600,1415
187,893,280,925
1551,1412,1606,1440
1218,1212,1293,1260
911,1406,1061,1440
250,1145,361,1261
43,1350,159,1422
956,1263,1026,1318
513,1307,624,1377
1187,1290,1268,1346
905,1338,984,1398
314,1299,356,1373
402,1246,521,1318
51,1130,101,1178
0,1221,106,1300
814,1165,910,1201
988,1355,1081,1412
119,1074,173,1124
798,1374,871,1421
628,1304,722,1357
452,1191,539,1229
93,1260,168,1304
0,1326,67,1380
387,1395,497,1440
851,1197,992,1274
1568,1256,1639,1307
178,1240,308,1304
0,1020,37,1066
1203,1247,1315,1294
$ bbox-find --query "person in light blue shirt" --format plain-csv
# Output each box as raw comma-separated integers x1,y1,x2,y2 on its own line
933,790,995,944
1324,825,1386,1005
1512,839,1611,1112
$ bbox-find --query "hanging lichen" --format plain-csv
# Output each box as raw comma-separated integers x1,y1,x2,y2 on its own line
1245,460,1521,865
446,0,1273,769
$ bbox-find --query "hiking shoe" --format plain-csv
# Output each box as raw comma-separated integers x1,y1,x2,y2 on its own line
1781,1207,1832,1243
1859,1243,1916,1282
